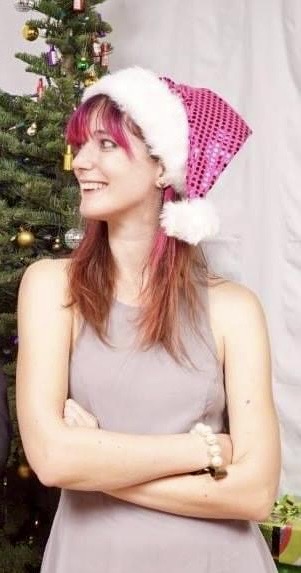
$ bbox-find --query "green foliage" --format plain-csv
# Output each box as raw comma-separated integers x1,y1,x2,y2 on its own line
0,0,112,569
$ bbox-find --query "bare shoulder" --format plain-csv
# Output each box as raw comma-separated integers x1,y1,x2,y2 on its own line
19,257,71,301
206,279,268,365
207,278,268,336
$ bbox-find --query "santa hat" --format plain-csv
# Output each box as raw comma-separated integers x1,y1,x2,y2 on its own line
82,66,252,245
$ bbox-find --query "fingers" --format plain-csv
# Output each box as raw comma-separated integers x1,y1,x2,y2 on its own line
64,399,99,429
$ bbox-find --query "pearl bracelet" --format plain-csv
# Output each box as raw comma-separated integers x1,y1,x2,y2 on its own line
189,422,227,480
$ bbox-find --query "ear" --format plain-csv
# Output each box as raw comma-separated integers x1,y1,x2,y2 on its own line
155,161,166,188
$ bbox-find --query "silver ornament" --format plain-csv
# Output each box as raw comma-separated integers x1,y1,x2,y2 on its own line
15,0,35,12
64,228,84,250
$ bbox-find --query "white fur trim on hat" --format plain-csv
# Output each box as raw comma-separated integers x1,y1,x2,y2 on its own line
82,66,189,194
160,197,220,245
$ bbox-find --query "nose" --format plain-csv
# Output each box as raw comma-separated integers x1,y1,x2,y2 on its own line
72,140,94,171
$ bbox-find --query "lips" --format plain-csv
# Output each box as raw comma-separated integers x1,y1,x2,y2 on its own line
80,182,108,192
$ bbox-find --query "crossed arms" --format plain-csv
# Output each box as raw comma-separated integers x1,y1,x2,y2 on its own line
16,259,281,522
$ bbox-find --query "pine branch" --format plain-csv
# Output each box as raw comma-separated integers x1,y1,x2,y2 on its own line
11,208,65,227
0,269,24,286
1,4,113,561
15,53,60,79
0,132,22,155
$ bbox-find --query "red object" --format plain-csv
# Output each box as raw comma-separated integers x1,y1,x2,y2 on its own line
100,42,111,67
73,0,85,12
279,525,292,554
36,78,45,99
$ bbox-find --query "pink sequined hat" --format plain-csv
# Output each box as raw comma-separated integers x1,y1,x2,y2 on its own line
82,66,252,245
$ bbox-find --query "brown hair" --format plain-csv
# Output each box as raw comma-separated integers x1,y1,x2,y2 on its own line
65,94,218,366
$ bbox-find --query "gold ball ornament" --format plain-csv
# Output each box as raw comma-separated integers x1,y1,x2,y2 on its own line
22,23,39,41
17,463,32,479
16,229,35,248
84,76,97,87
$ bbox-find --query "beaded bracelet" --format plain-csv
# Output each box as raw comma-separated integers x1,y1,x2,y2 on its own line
189,422,228,480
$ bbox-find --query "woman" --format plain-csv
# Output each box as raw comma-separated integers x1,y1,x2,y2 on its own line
16,67,281,572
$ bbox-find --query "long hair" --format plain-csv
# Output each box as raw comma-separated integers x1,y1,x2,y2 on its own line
65,94,217,366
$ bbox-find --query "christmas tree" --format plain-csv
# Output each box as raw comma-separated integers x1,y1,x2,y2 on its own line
0,1,112,570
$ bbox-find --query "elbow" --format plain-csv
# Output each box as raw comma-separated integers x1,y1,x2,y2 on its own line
245,485,277,522
24,433,66,488
27,453,60,488
231,458,280,521
36,445,70,488
251,494,276,522
36,459,60,487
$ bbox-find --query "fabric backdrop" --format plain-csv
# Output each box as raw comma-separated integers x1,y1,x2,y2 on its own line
1,0,300,495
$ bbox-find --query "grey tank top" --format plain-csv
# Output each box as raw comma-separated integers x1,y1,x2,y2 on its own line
41,290,277,573
69,294,225,436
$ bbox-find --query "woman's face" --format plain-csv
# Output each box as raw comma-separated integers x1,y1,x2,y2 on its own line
72,108,163,223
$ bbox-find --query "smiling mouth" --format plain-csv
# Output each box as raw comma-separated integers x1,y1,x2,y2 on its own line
81,183,108,193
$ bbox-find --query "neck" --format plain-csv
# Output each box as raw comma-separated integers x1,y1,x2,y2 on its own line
107,191,163,303
107,222,158,304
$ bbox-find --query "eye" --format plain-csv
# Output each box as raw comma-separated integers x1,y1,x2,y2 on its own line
99,138,117,150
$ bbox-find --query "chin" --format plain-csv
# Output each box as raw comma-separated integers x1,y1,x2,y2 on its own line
79,205,105,220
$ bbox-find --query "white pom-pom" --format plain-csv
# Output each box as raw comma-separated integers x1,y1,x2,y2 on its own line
160,197,220,245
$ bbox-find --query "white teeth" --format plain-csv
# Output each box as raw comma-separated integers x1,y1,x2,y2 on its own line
81,183,107,192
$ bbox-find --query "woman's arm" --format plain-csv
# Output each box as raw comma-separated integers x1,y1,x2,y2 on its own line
65,282,280,521
16,259,229,491
114,283,281,520
64,400,269,521
101,466,271,521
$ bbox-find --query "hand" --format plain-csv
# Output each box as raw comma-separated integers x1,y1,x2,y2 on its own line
63,398,99,429
218,433,233,466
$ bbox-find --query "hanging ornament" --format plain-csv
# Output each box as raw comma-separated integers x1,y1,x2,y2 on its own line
100,42,113,69
84,75,96,87
26,121,37,136
52,236,63,252
36,77,45,99
73,0,85,12
17,463,32,479
15,0,35,12
63,144,73,171
76,56,89,71
84,66,97,86
92,35,102,64
65,228,84,250
45,44,59,66
22,23,39,41
16,228,35,248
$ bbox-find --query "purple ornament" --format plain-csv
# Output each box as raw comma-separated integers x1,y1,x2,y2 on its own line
46,45,58,66
100,30,106,38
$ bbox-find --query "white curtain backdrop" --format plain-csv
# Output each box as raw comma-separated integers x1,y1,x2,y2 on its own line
1,0,300,495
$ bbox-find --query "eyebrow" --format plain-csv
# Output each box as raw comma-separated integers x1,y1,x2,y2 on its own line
93,129,110,136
